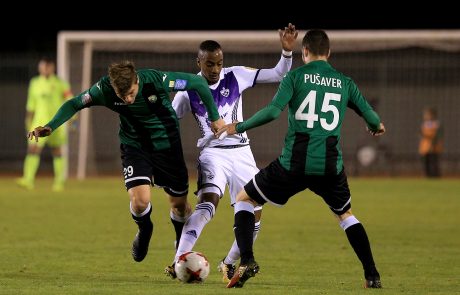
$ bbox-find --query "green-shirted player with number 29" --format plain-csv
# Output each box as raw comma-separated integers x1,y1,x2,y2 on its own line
28,61,225,264
217,30,385,289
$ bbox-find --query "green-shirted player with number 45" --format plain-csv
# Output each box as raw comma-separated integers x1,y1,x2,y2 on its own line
217,30,386,289
28,61,225,264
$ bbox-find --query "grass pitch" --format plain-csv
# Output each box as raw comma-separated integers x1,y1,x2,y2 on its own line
0,177,459,294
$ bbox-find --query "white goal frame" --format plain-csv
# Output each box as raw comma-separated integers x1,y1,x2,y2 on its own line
57,30,460,179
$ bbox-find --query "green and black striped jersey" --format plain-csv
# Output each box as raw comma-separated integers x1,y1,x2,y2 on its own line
46,69,219,151
238,60,380,175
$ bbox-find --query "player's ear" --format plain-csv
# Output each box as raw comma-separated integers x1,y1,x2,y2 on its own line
196,57,201,68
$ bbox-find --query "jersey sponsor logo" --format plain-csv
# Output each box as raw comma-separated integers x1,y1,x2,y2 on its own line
173,79,188,90
81,92,92,105
220,87,230,97
162,73,167,81
148,95,157,103
114,101,127,106
304,74,342,88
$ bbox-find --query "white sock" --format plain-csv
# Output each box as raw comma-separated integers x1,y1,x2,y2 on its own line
224,220,261,265
174,202,215,261
339,215,360,230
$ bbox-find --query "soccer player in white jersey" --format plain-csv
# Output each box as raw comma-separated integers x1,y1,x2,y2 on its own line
166,23,298,282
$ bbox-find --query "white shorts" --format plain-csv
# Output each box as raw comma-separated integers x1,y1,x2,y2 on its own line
196,145,261,209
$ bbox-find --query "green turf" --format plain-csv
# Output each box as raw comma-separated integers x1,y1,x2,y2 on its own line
0,177,459,294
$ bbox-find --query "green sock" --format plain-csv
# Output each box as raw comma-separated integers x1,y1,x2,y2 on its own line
53,156,66,184
23,154,40,183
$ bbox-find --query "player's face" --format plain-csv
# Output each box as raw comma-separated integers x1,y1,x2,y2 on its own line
197,49,223,84
38,61,55,77
115,81,139,105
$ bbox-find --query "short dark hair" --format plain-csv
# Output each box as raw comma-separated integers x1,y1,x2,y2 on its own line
199,40,222,53
108,60,137,96
302,29,330,56
39,56,55,65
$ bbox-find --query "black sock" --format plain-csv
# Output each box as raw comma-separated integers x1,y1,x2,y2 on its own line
132,206,153,230
171,218,185,250
234,210,255,265
345,223,379,278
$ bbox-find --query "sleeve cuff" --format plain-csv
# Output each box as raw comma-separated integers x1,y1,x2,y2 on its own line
282,49,293,58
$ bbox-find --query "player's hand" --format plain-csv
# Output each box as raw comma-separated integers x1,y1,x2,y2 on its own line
279,23,298,52
210,118,226,134
216,122,238,138
28,126,52,142
367,122,386,136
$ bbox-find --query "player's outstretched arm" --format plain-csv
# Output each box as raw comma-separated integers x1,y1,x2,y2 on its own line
256,23,298,83
174,73,220,121
216,104,282,138
28,126,52,142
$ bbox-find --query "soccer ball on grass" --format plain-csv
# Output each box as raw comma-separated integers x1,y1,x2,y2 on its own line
175,251,210,283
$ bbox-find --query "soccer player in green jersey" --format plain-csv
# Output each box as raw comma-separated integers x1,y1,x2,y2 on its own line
218,30,386,289
28,60,225,263
17,57,73,191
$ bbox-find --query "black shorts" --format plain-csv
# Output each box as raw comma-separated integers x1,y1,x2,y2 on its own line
120,144,188,197
244,159,351,215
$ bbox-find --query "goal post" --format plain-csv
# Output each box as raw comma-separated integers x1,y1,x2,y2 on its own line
57,30,460,178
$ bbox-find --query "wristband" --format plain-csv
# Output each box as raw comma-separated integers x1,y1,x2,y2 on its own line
282,49,293,58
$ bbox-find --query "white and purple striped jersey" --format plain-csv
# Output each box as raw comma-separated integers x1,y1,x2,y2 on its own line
173,66,259,148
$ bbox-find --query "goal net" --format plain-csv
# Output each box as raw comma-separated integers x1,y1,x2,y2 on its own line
58,30,460,178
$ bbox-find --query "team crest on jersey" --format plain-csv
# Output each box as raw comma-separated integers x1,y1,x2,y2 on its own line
220,87,230,97
148,95,157,103
173,79,188,90
81,92,92,105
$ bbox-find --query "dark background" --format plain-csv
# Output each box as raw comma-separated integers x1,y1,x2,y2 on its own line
2,4,459,53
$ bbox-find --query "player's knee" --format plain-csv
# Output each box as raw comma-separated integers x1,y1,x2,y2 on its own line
129,186,151,210
51,147,63,157
28,145,42,154
131,199,150,213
